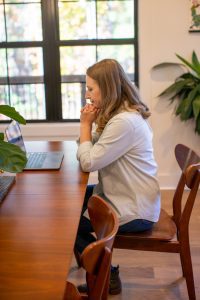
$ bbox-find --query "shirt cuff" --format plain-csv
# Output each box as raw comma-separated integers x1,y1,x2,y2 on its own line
76,141,93,160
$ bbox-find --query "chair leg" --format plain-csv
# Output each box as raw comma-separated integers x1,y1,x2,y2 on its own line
179,251,186,277
74,247,82,268
179,242,196,300
101,268,110,300
89,248,111,300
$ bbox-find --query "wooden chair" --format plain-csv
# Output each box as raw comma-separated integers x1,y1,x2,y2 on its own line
64,195,119,300
113,144,200,300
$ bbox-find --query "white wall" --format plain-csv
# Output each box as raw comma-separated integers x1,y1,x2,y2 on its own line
139,0,200,188
0,0,199,188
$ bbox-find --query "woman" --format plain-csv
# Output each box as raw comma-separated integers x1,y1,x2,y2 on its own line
75,59,161,295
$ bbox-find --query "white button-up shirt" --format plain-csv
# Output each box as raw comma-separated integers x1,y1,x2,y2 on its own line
77,112,161,225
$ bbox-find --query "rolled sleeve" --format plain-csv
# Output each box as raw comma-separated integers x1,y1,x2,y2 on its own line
77,141,93,171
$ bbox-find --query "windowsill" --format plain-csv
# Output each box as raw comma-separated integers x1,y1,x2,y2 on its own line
0,122,80,141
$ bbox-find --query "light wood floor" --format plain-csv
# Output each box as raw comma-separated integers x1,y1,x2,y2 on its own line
68,190,200,300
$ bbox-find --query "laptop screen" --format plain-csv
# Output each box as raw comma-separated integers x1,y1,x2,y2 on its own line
5,121,26,152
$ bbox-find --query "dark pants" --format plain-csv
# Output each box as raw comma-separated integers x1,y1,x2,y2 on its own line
75,185,154,254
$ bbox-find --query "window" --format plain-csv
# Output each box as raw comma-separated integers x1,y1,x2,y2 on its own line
0,0,138,122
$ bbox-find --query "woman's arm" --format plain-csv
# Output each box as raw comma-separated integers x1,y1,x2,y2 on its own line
80,104,100,144
77,114,136,172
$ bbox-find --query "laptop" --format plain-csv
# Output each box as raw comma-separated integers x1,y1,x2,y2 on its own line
5,121,64,170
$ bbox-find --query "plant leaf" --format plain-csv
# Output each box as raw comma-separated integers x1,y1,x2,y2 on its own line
154,51,200,134
187,84,200,101
176,53,200,77
192,51,200,70
169,88,190,102
158,79,192,98
0,133,4,140
0,141,27,173
195,115,200,134
176,98,193,121
0,105,26,124
179,72,200,82
176,98,188,116
193,96,200,120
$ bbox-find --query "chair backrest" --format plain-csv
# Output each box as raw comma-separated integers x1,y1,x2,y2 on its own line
80,195,119,300
173,144,200,235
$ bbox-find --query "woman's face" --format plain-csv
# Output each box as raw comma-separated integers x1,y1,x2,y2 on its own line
85,75,102,108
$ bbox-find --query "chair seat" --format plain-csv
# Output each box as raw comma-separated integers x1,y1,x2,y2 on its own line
116,209,177,241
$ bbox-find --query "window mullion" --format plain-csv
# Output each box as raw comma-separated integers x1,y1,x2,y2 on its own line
134,0,139,87
41,0,62,121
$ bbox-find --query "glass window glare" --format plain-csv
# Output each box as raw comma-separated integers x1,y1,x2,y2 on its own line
0,49,7,77
59,1,96,40
97,45,134,74
4,1,40,3
60,46,96,75
97,1,134,39
7,48,43,77
0,84,45,120
0,5,5,42
5,3,42,42
10,84,45,119
62,83,82,119
0,85,9,110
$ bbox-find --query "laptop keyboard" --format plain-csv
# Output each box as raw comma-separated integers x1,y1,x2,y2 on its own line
0,176,16,202
26,152,47,169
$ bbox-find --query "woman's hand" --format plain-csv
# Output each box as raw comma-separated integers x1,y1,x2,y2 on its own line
80,104,100,126
79,104,100,144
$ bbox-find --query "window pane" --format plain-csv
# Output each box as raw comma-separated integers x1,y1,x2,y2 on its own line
7,48,43,77
0,84,45,120
97,45,134,74
5,0,40,3
0,5,5,42
97,0,134,39
10,84,45,120
62,83,82,119
5,3,42,41
0,49,7,77
59,0,96,40
60,46,96,75
0,86,9,112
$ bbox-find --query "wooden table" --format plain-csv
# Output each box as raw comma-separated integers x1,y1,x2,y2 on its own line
0,141,89,300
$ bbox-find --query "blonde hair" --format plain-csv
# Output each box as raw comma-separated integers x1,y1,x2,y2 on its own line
86,59,151,133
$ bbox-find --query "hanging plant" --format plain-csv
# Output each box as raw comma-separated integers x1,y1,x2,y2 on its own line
152,51,200,135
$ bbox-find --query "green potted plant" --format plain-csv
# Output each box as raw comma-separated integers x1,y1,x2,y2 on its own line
0,105,27,173
152,51,200,135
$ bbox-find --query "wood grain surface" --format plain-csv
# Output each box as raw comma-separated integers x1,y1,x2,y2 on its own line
0,141,89,300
